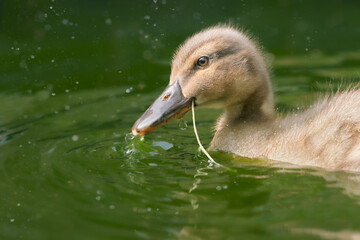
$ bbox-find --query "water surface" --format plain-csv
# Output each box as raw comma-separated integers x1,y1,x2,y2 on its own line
1,1,360,239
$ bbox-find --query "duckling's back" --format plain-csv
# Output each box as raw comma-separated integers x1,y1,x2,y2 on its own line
269,89,360,171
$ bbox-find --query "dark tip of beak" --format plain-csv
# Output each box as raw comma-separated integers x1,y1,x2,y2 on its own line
132,80,193,136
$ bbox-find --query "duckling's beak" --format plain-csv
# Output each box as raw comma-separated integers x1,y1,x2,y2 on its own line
132,80,193,136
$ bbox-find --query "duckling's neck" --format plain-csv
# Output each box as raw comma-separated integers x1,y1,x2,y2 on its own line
211,92,275,156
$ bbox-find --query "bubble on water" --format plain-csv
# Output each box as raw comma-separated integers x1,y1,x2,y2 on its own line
149,163,158,167
72,135,79,141
153,0,158,3
10,219,15,223
105,18,112,25
95,196,101,201
75,81,79,84
51,93,56,96
144,15,150,20
223,185,228,189
65,89,70,93
17,203,21,207
109,205,115,210
144,35,149,39
216,186,222,191
162,0,166,4
179,118,187,130
62,19,69,25
305,48,309,52
71,36,75,39
30,55,35,59
51,59,55,63
49,6,53,10
147,207,152,212
64,105,70,110
96,190,102,195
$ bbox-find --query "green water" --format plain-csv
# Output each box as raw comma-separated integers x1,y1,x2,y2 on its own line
1,1,360,239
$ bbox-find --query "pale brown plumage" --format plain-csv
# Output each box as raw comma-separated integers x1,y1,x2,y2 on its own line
133,25,360,171
172,25,360,171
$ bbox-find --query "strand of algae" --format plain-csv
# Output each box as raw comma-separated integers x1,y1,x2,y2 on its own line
191,100,233,172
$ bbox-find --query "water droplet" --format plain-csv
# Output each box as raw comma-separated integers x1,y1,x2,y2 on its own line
105,18,112,25
10,219,15,223
216,186,222,191
179,118,187,130
125,87,133,93
17,203,21,207
72,135,79,141
95,196,101,201
109,205,115,210
125,133,134,143
147,207,152,212
144,15,150,20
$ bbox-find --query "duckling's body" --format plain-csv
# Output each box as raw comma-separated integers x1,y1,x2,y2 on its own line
132,25,360,171
212,90,360,171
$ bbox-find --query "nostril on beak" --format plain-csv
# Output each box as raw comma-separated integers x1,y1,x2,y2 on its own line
162,93,171,101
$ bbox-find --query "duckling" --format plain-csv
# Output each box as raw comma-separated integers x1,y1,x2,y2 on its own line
132,25,360,171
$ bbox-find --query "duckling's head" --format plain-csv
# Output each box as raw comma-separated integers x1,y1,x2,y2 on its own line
132,25,274,136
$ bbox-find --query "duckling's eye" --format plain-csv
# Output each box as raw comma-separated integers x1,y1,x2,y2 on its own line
196,56,209,67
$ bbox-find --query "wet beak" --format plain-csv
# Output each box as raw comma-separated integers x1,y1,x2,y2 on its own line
132,80,193,136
